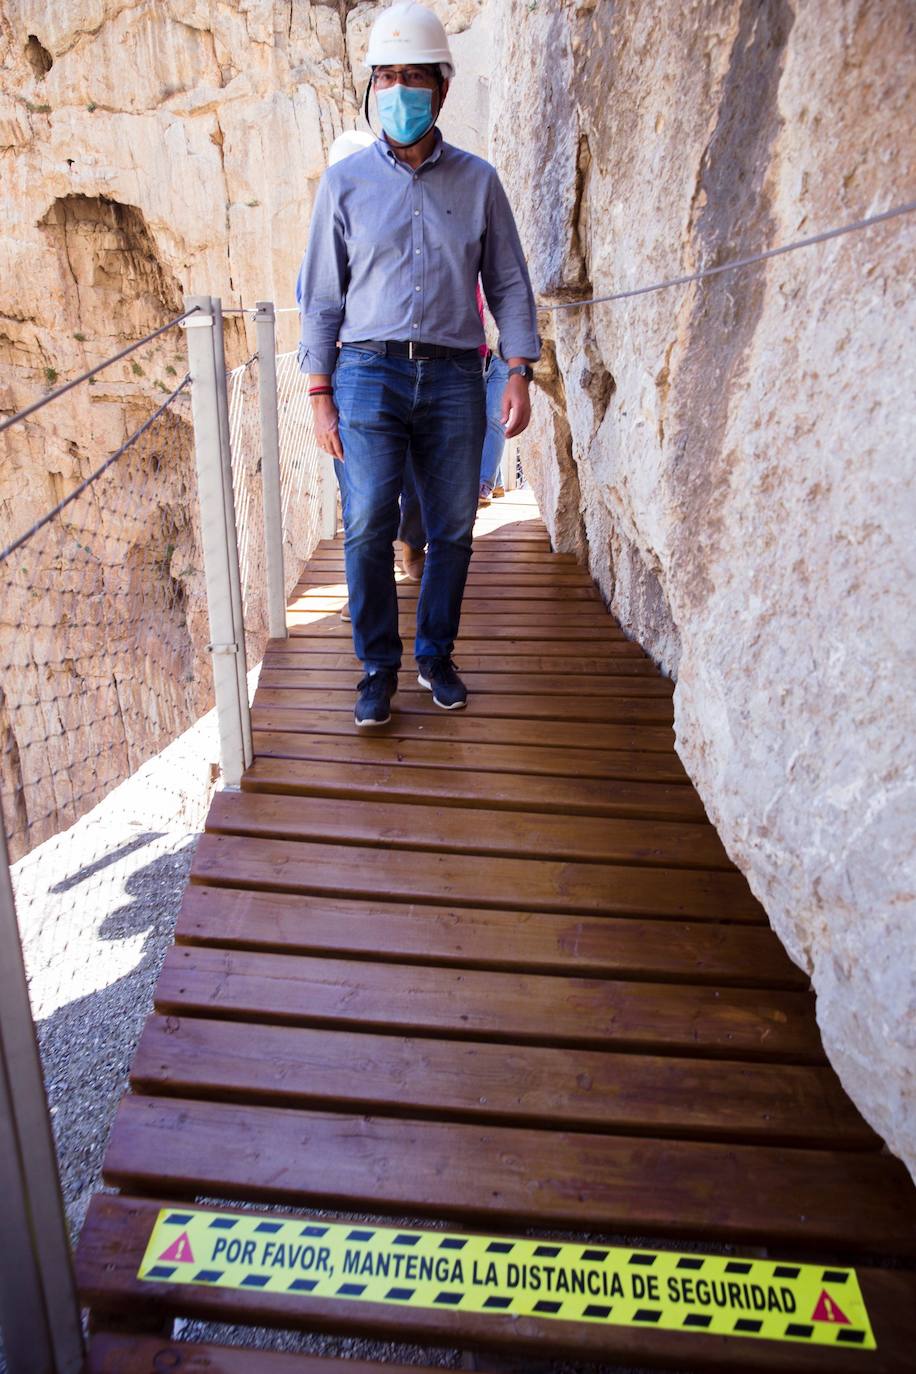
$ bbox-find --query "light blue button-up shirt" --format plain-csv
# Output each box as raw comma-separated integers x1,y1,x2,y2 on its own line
296,132,540,375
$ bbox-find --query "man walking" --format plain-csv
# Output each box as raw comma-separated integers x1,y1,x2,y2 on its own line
297,1,539,726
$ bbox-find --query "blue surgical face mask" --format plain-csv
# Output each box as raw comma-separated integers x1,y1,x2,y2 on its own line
376,84,435,146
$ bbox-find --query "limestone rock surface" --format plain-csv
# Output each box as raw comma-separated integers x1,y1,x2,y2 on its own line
0,0,488,855
492,0,916,1174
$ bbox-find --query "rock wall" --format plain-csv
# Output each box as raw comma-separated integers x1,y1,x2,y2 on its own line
492,0,916,1173
0,0,489,854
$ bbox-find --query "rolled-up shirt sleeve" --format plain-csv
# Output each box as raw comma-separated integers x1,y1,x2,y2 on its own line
479,173,541,363
296,175,348,376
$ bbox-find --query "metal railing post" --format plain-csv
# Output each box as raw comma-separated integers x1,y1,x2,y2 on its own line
0,816,84,1374
254,302,288,640
183,294,252,788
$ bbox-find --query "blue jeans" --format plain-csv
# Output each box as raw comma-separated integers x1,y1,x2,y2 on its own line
480,354,510,490
333,346,486,672
397,353,509,547
398,458,425,550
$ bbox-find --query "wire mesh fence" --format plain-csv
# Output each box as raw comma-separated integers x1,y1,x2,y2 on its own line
0,357,222,1255
276,349,334,568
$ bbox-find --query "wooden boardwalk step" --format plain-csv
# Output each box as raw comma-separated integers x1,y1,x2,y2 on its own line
257,668,675,698
77,1194,916,1374
250,721,687,779
190,832,766,920
132,1015,873,1148
242,754,703,822
253,685,675,725
264,651,659,677
205,789,732,870
176,887,809,988
155,945,821,1060
102,1097,916,1255
275,637,648,658
288,621,631,641
250,697,677,751
87,1333,459,1373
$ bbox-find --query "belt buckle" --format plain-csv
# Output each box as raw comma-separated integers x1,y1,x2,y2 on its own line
408,340,430,361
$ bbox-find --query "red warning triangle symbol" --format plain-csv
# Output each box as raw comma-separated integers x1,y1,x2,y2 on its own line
811,1289,851,1324
157,1230,195,1264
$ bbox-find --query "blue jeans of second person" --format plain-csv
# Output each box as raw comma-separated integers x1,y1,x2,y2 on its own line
480,354,510,491
333,346,486,672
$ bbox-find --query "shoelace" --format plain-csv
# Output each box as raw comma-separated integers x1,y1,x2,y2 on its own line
358,671,394,697
424,656,461,683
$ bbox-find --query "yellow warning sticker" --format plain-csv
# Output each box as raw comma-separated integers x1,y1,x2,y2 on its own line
138,1209,876,1350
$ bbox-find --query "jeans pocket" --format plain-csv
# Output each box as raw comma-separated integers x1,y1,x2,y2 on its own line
337,347,381,370
450,356,484,378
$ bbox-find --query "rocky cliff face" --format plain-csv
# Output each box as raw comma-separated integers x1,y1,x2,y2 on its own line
491,0,916,1173
0,1,488,855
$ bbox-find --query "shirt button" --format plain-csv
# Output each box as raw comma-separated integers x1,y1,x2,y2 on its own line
413,209,420,216
412,322,419,329
415,248,420,255
415,285,421,291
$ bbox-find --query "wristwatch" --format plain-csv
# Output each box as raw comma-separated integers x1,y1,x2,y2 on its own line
507,364,534,381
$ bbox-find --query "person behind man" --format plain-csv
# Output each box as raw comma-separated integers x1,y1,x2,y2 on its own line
297,0,539,726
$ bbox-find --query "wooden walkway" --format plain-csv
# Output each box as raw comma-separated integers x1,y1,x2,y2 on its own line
77,492,916,1372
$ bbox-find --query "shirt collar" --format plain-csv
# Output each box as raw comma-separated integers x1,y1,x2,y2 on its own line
376,127,445,172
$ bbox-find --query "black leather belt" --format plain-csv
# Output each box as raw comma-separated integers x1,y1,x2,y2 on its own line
346,339,481,361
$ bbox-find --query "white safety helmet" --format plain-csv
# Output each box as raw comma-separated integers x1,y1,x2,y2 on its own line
365,2,455,79
328,130,375,165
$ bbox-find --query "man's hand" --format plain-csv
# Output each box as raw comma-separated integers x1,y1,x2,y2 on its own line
311,392,344,461
501,373,531,439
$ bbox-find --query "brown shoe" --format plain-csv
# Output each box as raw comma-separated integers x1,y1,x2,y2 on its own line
492,484,505,499
400,543,426,582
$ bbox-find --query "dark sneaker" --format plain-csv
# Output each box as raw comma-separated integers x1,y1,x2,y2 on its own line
354,669,397,727
417,656,468,710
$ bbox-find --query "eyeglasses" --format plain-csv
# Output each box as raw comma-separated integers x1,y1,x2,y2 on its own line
371,65,440,89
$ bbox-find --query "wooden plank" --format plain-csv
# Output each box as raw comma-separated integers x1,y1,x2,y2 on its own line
253,685,675,726
76,1194,916,1374
296,569,596,585
189,832,766,921
255,670,675,698
263,652,658,677
205,790,733,871
102,1097,916,1255
132,1015,875,1148
287,601,615,620
288,621,630,642
249,719,686,778
87,1333,454,1374
250,697,677,749
155,945,820,1060
176,886,810,988
306,549,579,565
292,583,603,602
242,756,702,824
272,637,649,658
